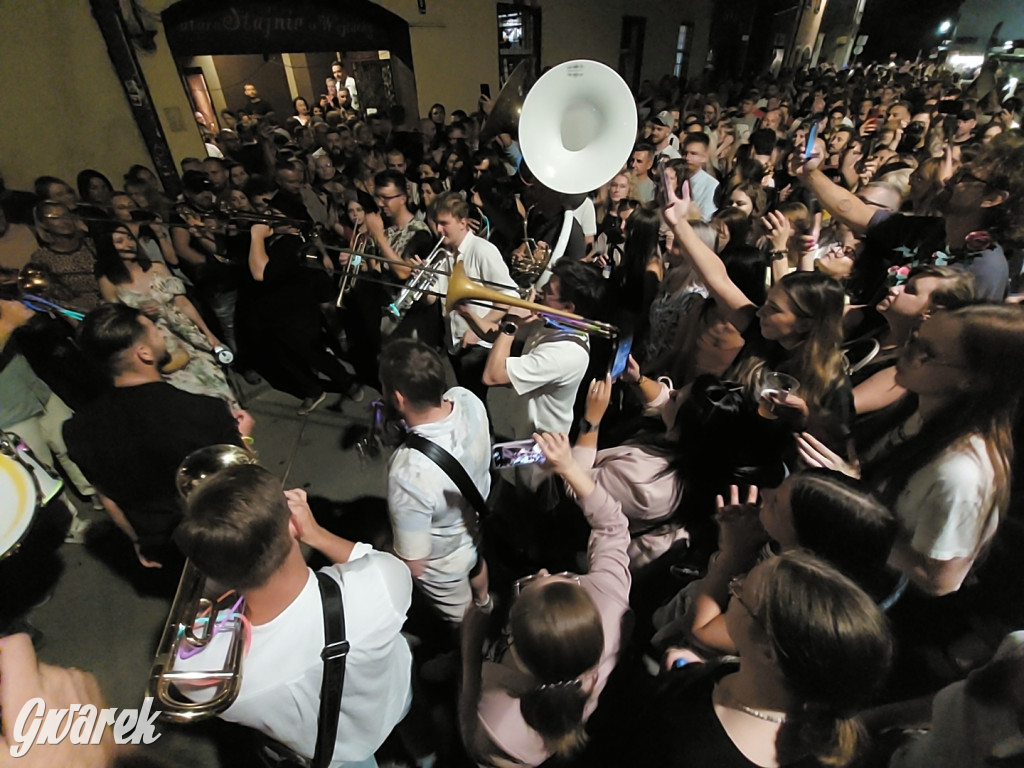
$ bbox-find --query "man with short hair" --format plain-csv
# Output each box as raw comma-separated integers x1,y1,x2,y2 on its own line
482,259,598,440
432,192,517,401
239,82,273,119
175,464,413,767
330,59,360,112
342,171,432,387
379,340,490,622
795,131,1019,302
63,304,250,569
628,145,656,204
200,156,229,195
681,133,719,221
647,111,681,161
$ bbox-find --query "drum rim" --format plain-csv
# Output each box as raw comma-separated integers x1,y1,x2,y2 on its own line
0,451,39,560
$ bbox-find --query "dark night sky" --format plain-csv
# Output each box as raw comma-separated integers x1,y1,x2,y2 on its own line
857,0,965,61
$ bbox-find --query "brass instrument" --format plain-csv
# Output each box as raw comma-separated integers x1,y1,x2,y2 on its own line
480,59,534,148
16,265,87,322
508,203,552,288
146,445,257,722
385,236,452,319
445,261,619,339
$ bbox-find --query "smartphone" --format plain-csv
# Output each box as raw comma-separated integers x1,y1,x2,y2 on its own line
492,439,546,469
804,121,819,160
480,83,491,99
610,334,633,380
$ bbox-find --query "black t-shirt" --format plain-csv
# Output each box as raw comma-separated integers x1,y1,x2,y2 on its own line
63,382,240,550
635,662,819,768
859,211,1009,303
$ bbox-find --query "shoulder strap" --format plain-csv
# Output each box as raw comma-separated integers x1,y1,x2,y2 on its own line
312,571,349,768
403,432,487,539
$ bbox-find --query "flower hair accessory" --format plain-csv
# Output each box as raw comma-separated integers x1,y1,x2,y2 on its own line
886,230,993,287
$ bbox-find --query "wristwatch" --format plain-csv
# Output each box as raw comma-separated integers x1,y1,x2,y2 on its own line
578,417,600,434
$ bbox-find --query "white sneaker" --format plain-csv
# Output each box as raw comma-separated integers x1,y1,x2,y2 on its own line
64,516,91,545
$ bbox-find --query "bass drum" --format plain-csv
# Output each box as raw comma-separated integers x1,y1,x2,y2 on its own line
0,451,38,560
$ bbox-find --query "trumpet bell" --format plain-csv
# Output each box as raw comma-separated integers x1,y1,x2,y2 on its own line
518,60,637,195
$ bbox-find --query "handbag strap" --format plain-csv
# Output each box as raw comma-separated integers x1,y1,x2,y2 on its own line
312,572,349,768
403,432,487,540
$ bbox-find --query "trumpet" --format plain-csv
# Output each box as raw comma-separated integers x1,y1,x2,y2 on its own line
146,445,257,722
385,236,452,319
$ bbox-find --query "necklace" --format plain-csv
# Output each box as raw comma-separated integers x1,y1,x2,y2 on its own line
715,680,788,724
735,704,787,724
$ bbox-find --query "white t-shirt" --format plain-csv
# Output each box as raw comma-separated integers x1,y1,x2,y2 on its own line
505,323,590,437
655,144,682,161
178,545,413,767
437,230,518,354
387,387,491,582
573,198,597,237
895,434,998,561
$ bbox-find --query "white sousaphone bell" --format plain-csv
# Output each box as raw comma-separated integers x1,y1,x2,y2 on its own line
518,59,637,195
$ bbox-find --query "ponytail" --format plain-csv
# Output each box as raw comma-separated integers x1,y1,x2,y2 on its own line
778,706,866,768
518,679,589,758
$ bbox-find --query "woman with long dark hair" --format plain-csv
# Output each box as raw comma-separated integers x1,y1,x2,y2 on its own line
800,304,1024,597
94,224,235,407
610,205,663,356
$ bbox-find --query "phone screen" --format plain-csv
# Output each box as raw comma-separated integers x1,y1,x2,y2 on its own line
492,439,546,469
611,335,633,380
804,122,819,160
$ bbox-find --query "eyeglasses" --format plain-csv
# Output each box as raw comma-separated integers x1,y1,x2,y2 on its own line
728,574,765,628
513,571,580,598
374,192,405,202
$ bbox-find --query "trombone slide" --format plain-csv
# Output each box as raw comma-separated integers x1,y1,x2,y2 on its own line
146,559,246,722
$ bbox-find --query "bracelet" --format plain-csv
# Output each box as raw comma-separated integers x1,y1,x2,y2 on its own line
473,593,493,611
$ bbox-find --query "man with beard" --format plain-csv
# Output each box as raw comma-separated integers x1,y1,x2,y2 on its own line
64,304,252,571
794,133,1022,303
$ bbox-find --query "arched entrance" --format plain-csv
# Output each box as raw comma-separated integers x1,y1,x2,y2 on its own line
162,0,417,136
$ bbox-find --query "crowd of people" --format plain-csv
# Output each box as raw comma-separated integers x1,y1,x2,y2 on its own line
2,52,1024,768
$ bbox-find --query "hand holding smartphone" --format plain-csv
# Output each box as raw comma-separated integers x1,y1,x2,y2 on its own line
492,439,546,469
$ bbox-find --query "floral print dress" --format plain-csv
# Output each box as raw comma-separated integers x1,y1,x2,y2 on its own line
116,274,237,410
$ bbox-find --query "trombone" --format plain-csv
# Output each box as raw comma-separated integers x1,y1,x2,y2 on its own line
321,242,618,338
146,445,257,722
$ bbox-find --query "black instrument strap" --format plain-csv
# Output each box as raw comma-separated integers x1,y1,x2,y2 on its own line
313,572,349,768
403,432,487,542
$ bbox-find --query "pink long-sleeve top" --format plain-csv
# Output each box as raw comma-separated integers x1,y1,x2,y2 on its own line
571,443,687,568
475,485,631,767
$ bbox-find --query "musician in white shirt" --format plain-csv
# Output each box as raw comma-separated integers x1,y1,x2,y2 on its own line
431,192,518,401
